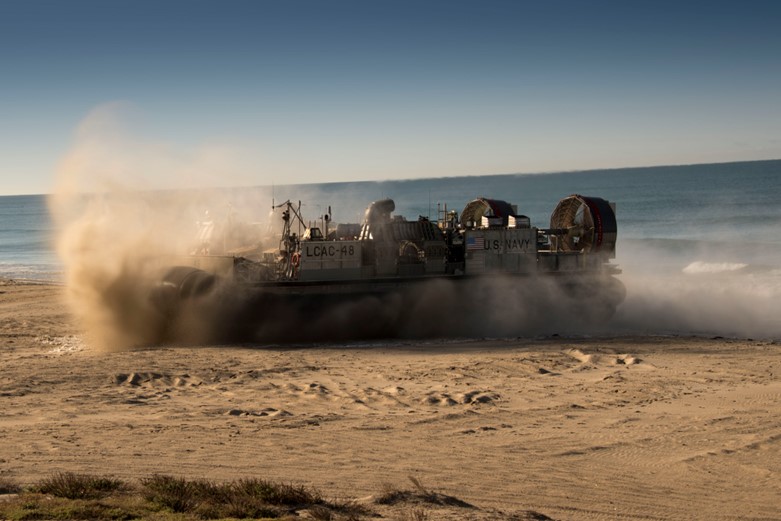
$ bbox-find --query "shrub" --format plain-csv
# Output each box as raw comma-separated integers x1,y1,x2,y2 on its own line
217,493,281,519
374,477,473,509
0,495,143,521
401,508,429,521
0,477,22,494
194,489,282,520
307,505,334,520
140,475,200,513
48,501,137,520
232,477,322,506
375,482,411,505
140,475,310,518
35,473,123,500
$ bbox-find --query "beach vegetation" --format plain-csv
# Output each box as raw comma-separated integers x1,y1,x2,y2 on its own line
33,472,124,500
375,476,473,509
400,508,429,521
0,473,373,520
0,476,22,494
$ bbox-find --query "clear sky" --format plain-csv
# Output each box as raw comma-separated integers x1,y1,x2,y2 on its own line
2,0,780,195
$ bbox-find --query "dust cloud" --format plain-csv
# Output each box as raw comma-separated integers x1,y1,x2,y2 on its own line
612,240,781,339
49,105,780,349
49,106,627,350
209,274,626,345
48,104,269,350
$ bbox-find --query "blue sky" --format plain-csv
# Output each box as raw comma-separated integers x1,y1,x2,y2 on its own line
1,0,780,195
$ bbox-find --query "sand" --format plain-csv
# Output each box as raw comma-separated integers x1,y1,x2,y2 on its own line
1,279,780,520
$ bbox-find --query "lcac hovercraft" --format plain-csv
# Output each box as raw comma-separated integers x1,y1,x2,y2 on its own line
152,194,625,340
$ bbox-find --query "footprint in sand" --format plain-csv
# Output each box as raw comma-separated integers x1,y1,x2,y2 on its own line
423,392,458,406
565,349,646,367
457,390,500,405
113,372,202,388
615,354,643,365
352,386,409,407
225,407,292,417
382,385,406,395
304,382,330,396
422,390,499,406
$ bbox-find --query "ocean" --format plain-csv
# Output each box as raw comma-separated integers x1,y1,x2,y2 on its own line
0,193,60,281
3,159,781,337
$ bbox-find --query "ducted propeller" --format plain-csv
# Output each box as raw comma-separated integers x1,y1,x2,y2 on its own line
549,195,617,256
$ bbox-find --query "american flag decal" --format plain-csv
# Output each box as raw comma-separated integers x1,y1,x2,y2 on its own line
466,236,485,250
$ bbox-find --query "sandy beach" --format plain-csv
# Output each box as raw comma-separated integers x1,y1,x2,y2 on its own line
1,279,780,520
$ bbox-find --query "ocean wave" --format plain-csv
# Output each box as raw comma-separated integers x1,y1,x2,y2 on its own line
0,262,64,282
682,261,749,274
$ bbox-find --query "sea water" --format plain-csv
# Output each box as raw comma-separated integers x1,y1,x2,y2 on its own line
2,159,781,337
273,160,781,251
0,194,60,281
3,159,781,280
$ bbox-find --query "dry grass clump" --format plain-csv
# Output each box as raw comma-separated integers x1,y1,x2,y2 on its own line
140,474,332,517
139,474,202,513
0,477,22,494
0,473,365,520
231,477,322,506
8,497,142,521
33,472,124,500
375,476,473,509
307,497,370,521
374,478,554,520
0,473,499,521
399,507,429,521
